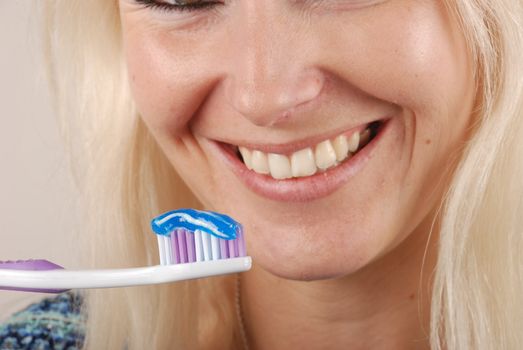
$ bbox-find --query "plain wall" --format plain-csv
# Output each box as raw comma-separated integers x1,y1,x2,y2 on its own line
0,1,80,321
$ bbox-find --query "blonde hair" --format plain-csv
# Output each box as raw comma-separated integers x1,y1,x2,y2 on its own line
433,1,523,348
39,1,523,349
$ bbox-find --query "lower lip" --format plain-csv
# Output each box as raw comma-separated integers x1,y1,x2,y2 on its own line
210,119,392,202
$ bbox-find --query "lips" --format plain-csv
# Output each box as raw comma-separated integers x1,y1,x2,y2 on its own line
209,119,390,202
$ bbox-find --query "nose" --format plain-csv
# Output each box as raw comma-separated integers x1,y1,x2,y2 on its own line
223,4,325,127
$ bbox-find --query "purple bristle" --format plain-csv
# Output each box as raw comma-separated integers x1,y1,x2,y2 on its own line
186,230,196,263
228,238,239,258
237,229,246,257
171,231,180,264
219,239,229,259
177,229,188,263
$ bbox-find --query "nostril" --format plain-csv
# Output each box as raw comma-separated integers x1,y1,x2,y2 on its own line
293,72,325,107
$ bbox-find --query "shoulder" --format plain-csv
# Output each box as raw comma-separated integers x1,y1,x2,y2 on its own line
0,292,86,350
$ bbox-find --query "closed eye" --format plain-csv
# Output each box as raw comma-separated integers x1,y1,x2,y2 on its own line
133,0,223,13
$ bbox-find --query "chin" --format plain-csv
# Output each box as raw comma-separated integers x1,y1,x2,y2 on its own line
253,251,368,282
246,224,375,282
262,263,353,282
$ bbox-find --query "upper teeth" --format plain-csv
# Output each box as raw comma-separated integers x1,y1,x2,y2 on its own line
238,128,369,180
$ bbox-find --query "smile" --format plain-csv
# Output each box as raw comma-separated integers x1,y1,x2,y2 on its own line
211,118,390,202
236,122,381,180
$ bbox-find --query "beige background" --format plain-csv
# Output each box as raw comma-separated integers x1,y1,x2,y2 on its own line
0,1,79,321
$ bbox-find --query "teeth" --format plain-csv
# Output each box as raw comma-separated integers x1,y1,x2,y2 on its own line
251,150,270,174
348,132,360,153
239,147,253,170
359,129,370,150
240,125,375,179
268,153,293,179
332,135,350,162
291,148,316,177
315,140,337,170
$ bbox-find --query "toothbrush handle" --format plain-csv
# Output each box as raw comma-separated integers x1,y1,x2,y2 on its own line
0,257,252,292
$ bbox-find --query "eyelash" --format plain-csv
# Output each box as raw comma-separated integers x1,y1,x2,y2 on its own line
134,0,221,13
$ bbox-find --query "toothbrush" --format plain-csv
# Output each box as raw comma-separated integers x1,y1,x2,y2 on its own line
0,209,251,293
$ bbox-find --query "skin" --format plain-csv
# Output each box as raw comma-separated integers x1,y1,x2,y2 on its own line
119,0,475,349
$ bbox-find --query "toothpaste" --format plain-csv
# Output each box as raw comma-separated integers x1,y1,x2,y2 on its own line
151,208,241,240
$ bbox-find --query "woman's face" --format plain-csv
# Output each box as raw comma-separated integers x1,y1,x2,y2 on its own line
119,0,474,280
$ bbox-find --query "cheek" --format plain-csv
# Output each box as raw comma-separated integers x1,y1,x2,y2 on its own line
321,2,470,120
122,27,221,138
316,2,474,235
321,1,474,193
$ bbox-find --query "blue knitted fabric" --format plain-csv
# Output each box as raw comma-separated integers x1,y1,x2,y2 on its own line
0,292,85,350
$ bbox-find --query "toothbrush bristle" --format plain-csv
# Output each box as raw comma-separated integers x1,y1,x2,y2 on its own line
158,227,246,265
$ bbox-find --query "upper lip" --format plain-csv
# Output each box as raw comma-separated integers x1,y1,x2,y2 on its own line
211,118,385,155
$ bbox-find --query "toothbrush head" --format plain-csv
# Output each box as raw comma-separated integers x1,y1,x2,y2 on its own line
152,209,247,265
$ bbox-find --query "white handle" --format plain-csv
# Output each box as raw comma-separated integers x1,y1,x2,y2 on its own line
0,257,251,290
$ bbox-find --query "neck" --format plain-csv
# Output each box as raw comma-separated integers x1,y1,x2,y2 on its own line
240,219,438,350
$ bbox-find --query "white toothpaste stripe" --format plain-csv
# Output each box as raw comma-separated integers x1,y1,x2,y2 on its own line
205,211,235,228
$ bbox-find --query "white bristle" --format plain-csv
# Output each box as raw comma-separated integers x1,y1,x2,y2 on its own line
211,235,221,261
164,236,171,265
157,235,166,265
194,230,204,262
165,235,173,265
202,232,211,261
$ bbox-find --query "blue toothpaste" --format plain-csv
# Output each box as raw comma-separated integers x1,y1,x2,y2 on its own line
151,208,240,240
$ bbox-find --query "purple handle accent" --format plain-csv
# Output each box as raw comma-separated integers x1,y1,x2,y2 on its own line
0,259,69,294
